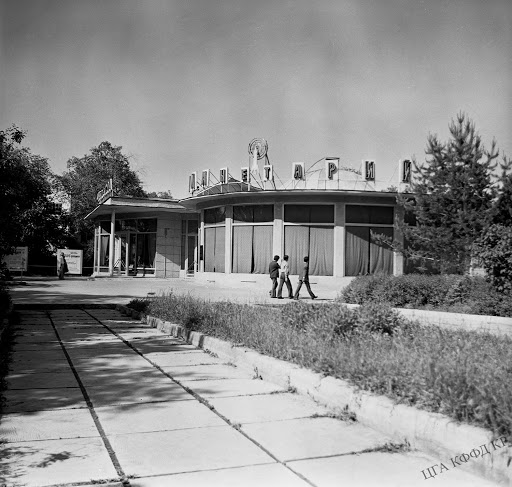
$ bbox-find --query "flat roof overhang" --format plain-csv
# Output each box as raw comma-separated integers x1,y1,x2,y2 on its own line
179,189,404,210
85,196,197,220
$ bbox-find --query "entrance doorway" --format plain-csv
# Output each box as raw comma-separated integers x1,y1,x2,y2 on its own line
187,235,197,275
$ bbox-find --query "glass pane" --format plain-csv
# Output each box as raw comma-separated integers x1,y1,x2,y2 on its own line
346,205,394,225
253,205,274,223
310,205,334,223
123,219,137,231
138,218,157,232
204,207,226,224
346,205,370,224
100,221,111,234
187,219,198,234
180,234,186,270
182,220,187,235
233,206,254,223
284,205,310,223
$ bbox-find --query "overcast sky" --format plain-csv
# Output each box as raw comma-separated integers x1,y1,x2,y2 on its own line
1,0,511,198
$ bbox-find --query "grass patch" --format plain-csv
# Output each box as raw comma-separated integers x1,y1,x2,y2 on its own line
148,292,512,441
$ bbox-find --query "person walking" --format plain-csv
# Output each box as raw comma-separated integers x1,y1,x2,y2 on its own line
277,255,293,299
268,255,280,298
58,252,68,280
294,256,317,300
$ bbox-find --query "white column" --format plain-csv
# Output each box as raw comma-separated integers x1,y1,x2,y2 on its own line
199,210,205,273
125,233,129,277
108,210,115,276
393,206,404,276
334,202,346,277
95,223,101,275
225,205,233,274
273,202,283,257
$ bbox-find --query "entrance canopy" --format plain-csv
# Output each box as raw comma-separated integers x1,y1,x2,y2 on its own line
85,196,197,277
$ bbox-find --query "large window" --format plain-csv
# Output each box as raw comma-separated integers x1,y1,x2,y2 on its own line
344,205,394,276
284,205,334,276
203,207,226,272
97,218,157,275
232,205,273,274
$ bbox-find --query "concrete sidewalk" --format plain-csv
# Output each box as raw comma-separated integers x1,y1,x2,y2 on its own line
7,276,345,306
1,308,499,486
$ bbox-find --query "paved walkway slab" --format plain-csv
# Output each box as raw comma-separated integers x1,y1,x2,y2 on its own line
0,437,119,486
241,417,390,462
288,450,499,487
6,370,78,389
179,378,285,398
209,392,329,424
164,363,252,381
130,463,310,487
0,409,99,442
108,426,274,477
2,387,87,413
146,351,225,367
95,401,225,435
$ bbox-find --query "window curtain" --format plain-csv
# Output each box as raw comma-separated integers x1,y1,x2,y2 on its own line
204,227,216,272
100,235,110,266
253,225,273,274
232,226,253,273
284,226,310,275
345,226,370,276
369,227,393,274
146,234,156,268
214,226,225,272
310,226,334,276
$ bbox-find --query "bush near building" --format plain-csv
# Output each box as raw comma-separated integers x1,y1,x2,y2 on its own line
146,293,512,440
340,274,512,318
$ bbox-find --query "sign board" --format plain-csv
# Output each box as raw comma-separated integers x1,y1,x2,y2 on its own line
97,179,113,204
57,249,83,275
401,159,412,183
3,247,28,271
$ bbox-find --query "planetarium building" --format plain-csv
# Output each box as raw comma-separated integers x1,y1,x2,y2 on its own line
86,141,412,285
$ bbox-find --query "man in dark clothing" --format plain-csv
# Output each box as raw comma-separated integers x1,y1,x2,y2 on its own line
294,256,317,300
268,255,280,298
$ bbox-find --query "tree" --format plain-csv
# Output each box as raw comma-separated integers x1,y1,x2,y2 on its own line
396,113,499,274
0,125,69,262
145,190,174,199
59,141,146,254
492,155,512,226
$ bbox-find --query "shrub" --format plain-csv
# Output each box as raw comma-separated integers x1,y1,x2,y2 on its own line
126,298,150,313
356,302,407,335
339,274,392,304
340,274,511,317
474,224,512,295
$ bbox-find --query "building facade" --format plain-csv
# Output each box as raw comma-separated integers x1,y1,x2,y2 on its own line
86,157,411,284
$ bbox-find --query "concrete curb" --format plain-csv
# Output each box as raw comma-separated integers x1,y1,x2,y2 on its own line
116,305,511,485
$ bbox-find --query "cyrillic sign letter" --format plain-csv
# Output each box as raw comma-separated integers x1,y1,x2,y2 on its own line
293,162,304,180
263,164,273,181
326,158,338,179
189,172,197,193
201,170,209,187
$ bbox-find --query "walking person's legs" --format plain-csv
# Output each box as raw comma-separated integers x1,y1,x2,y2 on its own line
285,277,293,298
271,277,278,298
277,274,285,298
294,279,303,299
305,280,317,299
